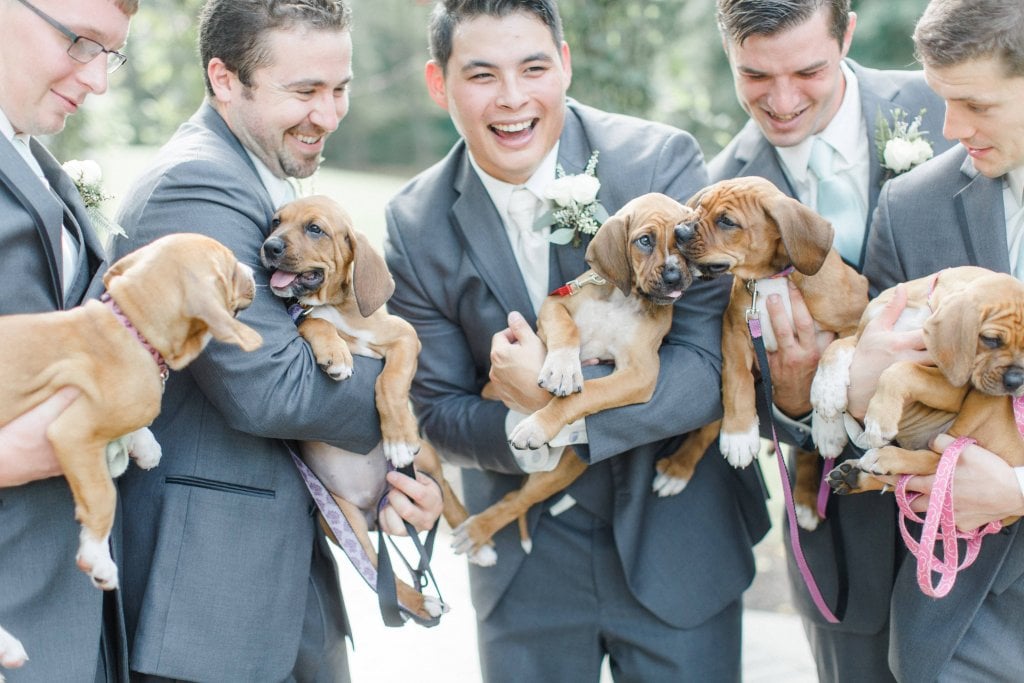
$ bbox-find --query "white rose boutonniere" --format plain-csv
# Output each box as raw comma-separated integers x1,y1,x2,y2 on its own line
537,150,610,247
875,108,934,180
63,159,124,241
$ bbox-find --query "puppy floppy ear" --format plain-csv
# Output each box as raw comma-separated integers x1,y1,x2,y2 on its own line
924,293,979,387
352,231,396,317
585,211,632,296
185,283,263,355
765,193,835,275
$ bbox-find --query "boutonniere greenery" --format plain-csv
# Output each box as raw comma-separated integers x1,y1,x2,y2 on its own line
63,159,124,241
875,108,934,180
536,150,610,247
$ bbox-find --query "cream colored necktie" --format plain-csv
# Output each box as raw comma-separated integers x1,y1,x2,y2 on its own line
507,186,548,313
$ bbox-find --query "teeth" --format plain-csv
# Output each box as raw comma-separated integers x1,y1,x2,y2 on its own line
492,121,532,133
295,134,320,144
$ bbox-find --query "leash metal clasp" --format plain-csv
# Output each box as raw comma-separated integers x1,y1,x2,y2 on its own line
745,278,760,321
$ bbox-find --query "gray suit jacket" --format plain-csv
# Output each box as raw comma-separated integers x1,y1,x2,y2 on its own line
111,102,384,680
0,136,121,681
709,60,954,635
866,145,1024,682
385,100,770,628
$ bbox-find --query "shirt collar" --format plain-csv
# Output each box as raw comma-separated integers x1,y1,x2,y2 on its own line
469,142,560,221
776,61,863,183
245,149,296,209
1008,166,1024,210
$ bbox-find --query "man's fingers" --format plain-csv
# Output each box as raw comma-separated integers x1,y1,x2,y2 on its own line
506,310,535,342
874,284,908,329
36,387,80,420
764,294,795,344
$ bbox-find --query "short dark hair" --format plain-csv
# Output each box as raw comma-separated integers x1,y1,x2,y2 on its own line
914,0,1024,78
198,0,352,96
427,0,563,73
113,0,140,15
716,0,850,48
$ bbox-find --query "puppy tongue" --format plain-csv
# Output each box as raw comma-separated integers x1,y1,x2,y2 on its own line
669,290,683,299
271,270,299,289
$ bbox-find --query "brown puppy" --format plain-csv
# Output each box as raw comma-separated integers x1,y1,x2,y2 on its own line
0,233,261,592
657,177,869,530
261,195,483,622
452,192,695,558
812,267,1024,519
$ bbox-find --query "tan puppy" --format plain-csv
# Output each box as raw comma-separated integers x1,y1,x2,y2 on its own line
0,233,261,666
261,195,483,622
656,177,869,529
813,266,1024,518
453,192,696,558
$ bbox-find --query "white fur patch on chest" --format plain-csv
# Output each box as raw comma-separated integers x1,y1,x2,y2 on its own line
572,291,644,361
309,306,384,359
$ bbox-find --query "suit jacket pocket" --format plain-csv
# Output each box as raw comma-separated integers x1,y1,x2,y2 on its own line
164,474,275,498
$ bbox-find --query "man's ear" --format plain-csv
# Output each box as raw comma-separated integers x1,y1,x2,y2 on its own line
840,11,857,58
559,41,572,88
207,57,236,104
424,60,449,111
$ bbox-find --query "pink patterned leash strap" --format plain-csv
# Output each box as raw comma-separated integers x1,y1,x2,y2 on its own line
895,436,1003,597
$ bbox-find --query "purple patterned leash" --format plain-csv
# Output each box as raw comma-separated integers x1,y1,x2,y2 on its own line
290,450,379,589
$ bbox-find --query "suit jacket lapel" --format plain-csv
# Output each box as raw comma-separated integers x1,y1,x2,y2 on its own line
954,158,1008,272
854,62,899,222
551,105,593,285
451,151,538,324
0,135,65,305
732,122,798,198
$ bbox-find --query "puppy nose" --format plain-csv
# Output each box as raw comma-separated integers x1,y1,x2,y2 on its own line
675,222,695,244
1004,367,1024,393
262,237,285,262
662,264,682,286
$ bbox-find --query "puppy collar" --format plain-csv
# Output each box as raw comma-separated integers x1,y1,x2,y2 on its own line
550,272,607,297
288,301,312,323
101,293,170,386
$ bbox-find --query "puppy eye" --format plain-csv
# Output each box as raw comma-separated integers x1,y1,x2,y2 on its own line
634,234,654,251
306,222,324,236
271,218,281,228
980,335,1002,349
716,214,738,229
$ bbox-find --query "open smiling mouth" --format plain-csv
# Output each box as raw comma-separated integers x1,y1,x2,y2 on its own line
491,119,537,139
269,269,325,293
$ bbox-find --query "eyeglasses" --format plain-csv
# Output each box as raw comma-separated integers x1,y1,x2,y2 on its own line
16,0,128,73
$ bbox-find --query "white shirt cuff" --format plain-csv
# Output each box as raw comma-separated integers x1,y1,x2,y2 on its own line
505,410,588,473
1015,467,1024,499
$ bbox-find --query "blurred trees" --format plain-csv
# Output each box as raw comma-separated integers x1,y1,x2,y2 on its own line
51,0,930,174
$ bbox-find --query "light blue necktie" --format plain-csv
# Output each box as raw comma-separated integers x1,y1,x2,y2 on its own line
809,137,865,266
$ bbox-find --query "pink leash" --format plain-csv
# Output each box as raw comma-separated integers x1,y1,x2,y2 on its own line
894,395,1024,597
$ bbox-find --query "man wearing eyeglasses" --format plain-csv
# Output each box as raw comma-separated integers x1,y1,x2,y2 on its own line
0,0,137,681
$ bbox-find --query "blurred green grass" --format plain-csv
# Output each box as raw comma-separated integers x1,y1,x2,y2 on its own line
93,145,409,250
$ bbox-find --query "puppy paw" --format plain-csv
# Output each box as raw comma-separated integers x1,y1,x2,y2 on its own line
861,420,894,450
322,359,354,381
451,517,499,561
719,424,761,468
651,471,689,497
509,415,550,450
811,413,848,458
795,503,821,532
76,530,118,591
383,440,417,469
826,461,862,495
0,625,28,671
537,348,583,397
810,345,855,419
423,595,449,618
128,428,162,470
467,545,497,567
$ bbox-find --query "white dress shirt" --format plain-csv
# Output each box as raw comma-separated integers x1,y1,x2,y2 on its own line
468,145,589,474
